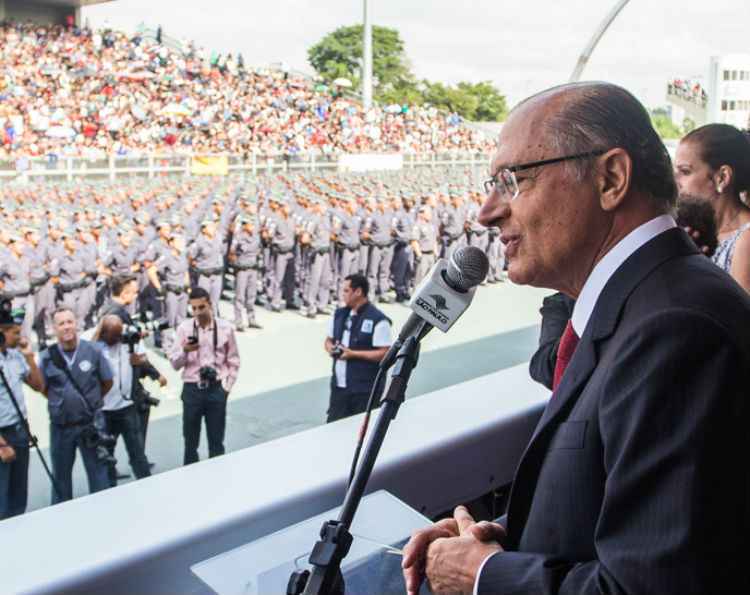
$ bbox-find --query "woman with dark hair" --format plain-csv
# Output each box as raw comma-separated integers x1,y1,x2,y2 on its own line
675,123,750,291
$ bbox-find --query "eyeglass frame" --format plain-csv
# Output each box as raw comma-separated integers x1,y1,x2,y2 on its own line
483,150,608,198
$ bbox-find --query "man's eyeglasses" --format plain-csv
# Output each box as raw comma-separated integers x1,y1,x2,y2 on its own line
483,150,607,200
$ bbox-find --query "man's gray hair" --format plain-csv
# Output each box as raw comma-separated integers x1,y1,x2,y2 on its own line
535,82,677,212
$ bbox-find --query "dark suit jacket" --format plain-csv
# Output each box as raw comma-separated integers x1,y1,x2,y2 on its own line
529,292,576,390
479,228,750,594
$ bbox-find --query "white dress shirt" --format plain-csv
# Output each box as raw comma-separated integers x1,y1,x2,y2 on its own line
473,214,676,595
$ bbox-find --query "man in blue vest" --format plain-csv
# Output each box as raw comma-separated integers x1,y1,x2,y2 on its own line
324,274,392,423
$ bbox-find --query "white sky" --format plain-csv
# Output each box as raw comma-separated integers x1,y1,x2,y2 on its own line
84,0,749,110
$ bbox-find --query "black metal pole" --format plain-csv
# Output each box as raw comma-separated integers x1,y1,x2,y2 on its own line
0,367,63,501
290,334,422,595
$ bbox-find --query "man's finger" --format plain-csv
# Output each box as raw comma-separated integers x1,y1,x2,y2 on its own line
468,521,507,543
402,526,452,568
454,505,476,535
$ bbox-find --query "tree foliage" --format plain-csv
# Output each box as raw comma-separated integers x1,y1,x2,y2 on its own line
308,25,508,122
651,109,692,140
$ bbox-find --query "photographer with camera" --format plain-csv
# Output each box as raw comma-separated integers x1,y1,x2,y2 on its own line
0,302,45,519
169,287,240,465
324,274,392,423
95,315,151,487
101,274,168,452
39,307,113,504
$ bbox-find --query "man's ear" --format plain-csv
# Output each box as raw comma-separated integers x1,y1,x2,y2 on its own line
596,148,632,212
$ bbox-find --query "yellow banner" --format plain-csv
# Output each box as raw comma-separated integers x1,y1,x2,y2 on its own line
191,156,229,176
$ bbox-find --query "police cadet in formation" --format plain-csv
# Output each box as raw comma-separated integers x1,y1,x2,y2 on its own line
363,196,394,303
412,205,439,286
265,198,296,312
0,307,45,520
149,234,192,340
0,232,34,339
440,190,468,261
190,220,225,316
391,193,417,302
51,228,90,329
230,216,263,329
22,227,55,345
301,198,333,319
334,197,363,304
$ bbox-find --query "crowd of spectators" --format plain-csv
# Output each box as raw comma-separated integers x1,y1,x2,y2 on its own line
0,21,492,162
667,78,708,108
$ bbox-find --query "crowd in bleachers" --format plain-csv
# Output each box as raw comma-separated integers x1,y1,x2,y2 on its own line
667,78,708,108
0,21,492,161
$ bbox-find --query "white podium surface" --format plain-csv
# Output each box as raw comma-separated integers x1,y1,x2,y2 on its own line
192,490,430,595
2,363,549,595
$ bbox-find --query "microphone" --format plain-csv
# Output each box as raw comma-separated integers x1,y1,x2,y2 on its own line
391,246,490,351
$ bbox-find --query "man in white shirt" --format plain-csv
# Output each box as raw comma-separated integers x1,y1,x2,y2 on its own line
402,82,750,595
96,315,151,487
324,274,392,422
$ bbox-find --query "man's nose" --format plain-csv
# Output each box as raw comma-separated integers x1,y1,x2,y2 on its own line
478,190,510,228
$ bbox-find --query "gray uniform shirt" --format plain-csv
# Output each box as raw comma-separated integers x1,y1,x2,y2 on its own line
336,211,361,249
370,210,394,246
155,250,190,286
190,233,225,270
0,348,29,427
0,251,31,294
269,215,296,252
231,229,262,266
308,214,332,252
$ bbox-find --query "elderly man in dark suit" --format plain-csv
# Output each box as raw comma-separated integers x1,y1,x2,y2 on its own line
402,81,750,594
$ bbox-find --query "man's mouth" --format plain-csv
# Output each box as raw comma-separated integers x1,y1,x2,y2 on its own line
501,234,521,258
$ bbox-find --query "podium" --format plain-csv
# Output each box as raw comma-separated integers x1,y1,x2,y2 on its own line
191,490,432,595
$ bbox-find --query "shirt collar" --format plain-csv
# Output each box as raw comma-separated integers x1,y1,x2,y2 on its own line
571,214,676,337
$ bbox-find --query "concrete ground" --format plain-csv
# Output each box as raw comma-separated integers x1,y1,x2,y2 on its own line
20,280,551,513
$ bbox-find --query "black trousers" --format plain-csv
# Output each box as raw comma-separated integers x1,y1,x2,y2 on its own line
391,244,412,297
326,386,371,423
181,382,227,465
103,405,151,487
0,424,29,520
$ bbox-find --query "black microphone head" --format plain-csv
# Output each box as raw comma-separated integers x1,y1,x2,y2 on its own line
446,246,489,291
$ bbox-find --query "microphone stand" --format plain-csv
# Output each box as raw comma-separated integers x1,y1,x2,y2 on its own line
288,323,427,595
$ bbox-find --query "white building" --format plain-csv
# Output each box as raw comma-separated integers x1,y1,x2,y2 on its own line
707,54,750,129
667,54,750,130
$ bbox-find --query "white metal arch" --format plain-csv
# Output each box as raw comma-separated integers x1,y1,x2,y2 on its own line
569,0,632,82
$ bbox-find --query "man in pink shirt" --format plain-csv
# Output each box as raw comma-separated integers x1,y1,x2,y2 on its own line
169,287,240,465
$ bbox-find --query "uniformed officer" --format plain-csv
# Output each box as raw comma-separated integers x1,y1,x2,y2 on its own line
301,199,333,319
0,309,45,519
390,194,417,302
75,224,100,328
189,220,225,316
22,227,54,345
441,191,468,261
0,233,34,338
149,234,191,333
266,199,296,312
230,217,263,330
50,229,90,329
412,206,439,285
363,197,394,303
333,198,362,305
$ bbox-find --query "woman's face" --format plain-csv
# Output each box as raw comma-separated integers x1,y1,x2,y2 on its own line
674,140,720,199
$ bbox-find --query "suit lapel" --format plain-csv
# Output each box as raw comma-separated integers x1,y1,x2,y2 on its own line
505,228,699,548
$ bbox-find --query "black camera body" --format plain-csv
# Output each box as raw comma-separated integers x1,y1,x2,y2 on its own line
199,366,218,385
330,342,344,359
81,424,118,466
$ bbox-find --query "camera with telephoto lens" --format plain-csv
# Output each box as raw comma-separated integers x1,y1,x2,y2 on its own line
80,424,117,466
122,319,170,346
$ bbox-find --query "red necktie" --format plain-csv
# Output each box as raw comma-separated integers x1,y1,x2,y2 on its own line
553,320,580,392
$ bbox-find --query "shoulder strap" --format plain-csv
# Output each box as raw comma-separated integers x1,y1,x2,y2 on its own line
49,345,95,418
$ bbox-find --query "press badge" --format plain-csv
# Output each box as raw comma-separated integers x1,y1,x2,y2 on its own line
361,319,374,334
79,360,92,372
